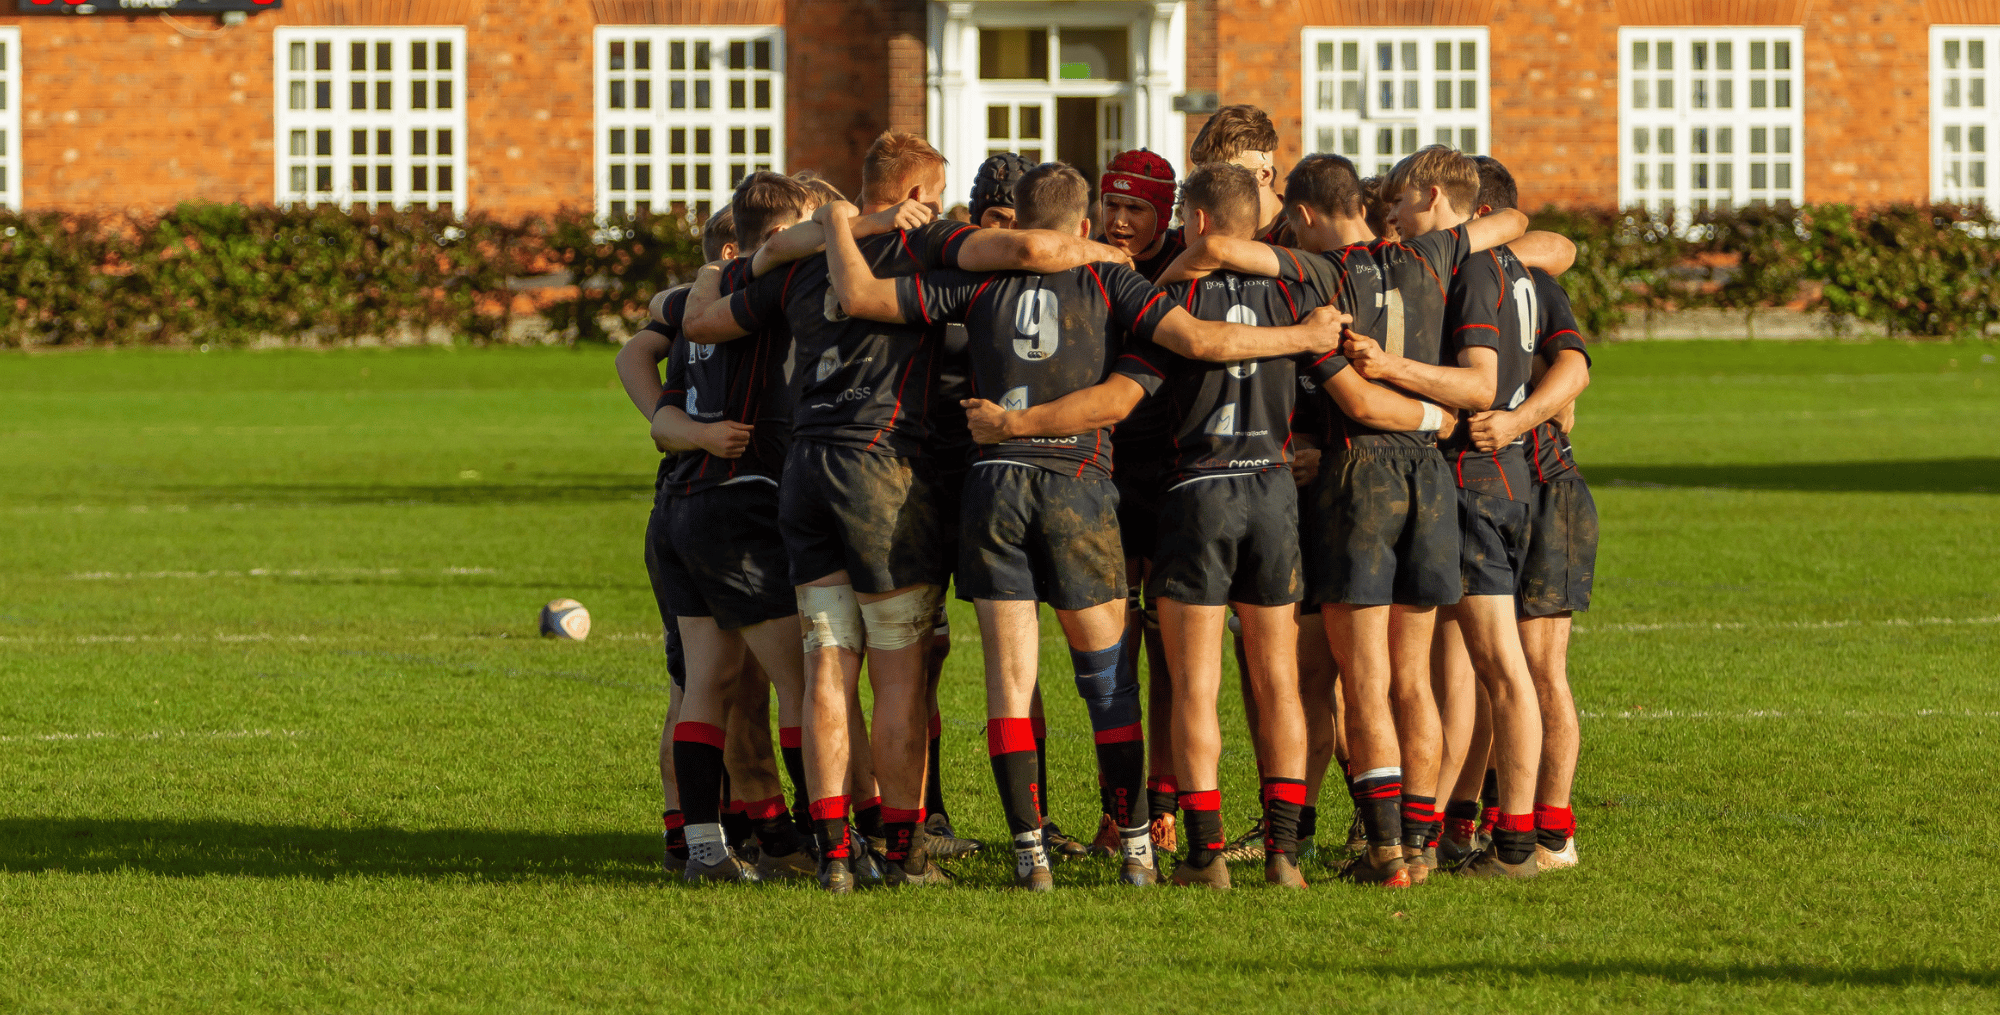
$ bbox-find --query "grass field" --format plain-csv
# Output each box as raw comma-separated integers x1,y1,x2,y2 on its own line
2,339,1997,1013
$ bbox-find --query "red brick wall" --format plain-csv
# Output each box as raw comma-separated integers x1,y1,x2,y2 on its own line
1490,0,1623,208
1804,1,1930,205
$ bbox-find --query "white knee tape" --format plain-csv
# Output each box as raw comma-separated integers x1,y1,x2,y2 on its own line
797,584,863,654
859,585,942,651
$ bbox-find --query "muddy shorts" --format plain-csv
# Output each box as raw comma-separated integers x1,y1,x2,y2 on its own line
924,458,970,593
1152,469,1303,607
1517,477,1598,616
642,486,689,687
957,463,1124,611
651,478,796,631
1114,454,1166,564
1458,487,1533,598
779,439,942,594
1304,444,1461,608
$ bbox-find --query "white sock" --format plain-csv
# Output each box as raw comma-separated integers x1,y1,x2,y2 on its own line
1013,830,1048,877
1119,825,1154,868
686,822,728,867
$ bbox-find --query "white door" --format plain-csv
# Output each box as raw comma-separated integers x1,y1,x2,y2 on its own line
984,95,1055,164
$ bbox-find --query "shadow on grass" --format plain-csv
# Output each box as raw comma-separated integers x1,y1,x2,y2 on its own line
1336,958,1999,990
0,818,662,883
160,476,654,507
1588,458,1999,494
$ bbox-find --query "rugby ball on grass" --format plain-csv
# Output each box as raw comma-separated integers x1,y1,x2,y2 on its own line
540,598,592,640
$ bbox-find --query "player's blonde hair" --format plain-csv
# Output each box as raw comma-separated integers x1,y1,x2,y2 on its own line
1384,145,1481,216
861,131,948,206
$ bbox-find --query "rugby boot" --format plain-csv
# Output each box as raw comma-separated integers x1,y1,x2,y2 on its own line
1169,852,1232,890
661,847,686,875
754,847,818,882
885,838,954,887
1041,822,1088,864
1337,846,1412,887
1120,856,1158,887
1014,861,1055,892
1087,813,1120,858
1534,836,1580,871
1219,816,1266,862
851,831,888,881
923,812,983,860
1437,821,1480,871
1404,845,1438,885
683,851,760,884
1148,812,1179,854
1343,809,1368,853
1265,853,1309,889
1456,846,1539,880
817,854,855,895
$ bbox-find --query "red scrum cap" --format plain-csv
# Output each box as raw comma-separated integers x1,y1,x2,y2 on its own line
1101,149,1177,227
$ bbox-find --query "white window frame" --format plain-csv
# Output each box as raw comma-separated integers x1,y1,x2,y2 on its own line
1931,27,2000,206
593,26,785,220
1300,27,1489,176
1618,27,1803,219
273,27,468,211
0,28,19,211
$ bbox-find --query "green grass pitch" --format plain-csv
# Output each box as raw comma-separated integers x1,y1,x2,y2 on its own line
1,340,1996,1013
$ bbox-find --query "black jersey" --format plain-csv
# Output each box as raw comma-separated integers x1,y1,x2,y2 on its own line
1130,227,1189,284
659,260,793,496
927,323,976,473
1440,244,1535,502
1118,272,1336,487
1526,267,1592,484
1268,243,1435,450
727,220,979,458
1369,224,1474,368
894,261,1176,479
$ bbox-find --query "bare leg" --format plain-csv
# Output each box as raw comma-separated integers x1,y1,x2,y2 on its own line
723,657,784,805
1297,610,1339,806
1519,613,1579,810
1386,605,1442,815
1237,604,1306,784
799,573,865,810
1456,596,1544,821
660,680,683,812
1430,608,1479,806
1322,602,1404,872
860,585,934,818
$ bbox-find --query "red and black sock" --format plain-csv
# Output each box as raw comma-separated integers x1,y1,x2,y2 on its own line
1261,777,1307,857
987,718,1043,837
721,800,755,855
1178,789,1225,866
1349,767,1403,851
746,794,804,858
778,726,811,833
809,795,850,862
1494,812,1535,865
1534,803,1575,851
881,806,924,863
1032,718,1050,824
1070,643,1144,829
1400,794,1438,852
854,796,884,841
1479,768,1501,835
1297,803,1318,843
669,721,726,827
1444,797,1481,843
1147,777,1178,822
923,711,948,822
661,810,687,862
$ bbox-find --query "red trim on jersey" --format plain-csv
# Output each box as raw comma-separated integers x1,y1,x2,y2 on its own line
895,229,919,268
1546,329,1581,344
967,277,997,310
1454,323,1500,334
1488,250,1505,310
1083,262,1111,309
914,275,933,324
867,341,922,452
1276,278,1299,322
1278,245,1304,279
1495,449,1515,500
1529,426,1547,483
1116,352,1166,378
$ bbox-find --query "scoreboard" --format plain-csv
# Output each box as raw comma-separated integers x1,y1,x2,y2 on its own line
18,0,281,12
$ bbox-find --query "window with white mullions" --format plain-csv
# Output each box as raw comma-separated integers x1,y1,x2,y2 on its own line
1618,27,1803,219
1932,27,2000,206
0,28,19,211
596,26,784,220
1302,28,1488,177
274,27,467,211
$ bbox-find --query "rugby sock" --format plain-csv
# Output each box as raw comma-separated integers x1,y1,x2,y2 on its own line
662,810,688,863
1147,777,1178,822
1444,798,1482,844
1400,795,1438,851
747,794,804,858
809,795,851,861
685,821,729,868
670,721,726,829
1013,829,1050,878
923,711,948,822
1261,777,1307,857
1534,803,1576,851
1297,804,1319,844
1479,768,1501,835
1071,643,1145,829
1032,718,1050,823
1350,767,1404,850
881,806,924,864
721,800,755,855
1494,812,1536,866
1119,822,1154,871
855,796,884,841
1179,789,1226,866
987,718,1044,837
778,726,811,832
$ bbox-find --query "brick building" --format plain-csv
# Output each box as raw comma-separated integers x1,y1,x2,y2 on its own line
0,0,1987,218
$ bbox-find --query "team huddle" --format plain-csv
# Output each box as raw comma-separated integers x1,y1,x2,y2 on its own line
615,104,1598,891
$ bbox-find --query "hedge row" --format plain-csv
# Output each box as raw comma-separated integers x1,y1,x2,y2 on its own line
0,203,703,348
4,202,1997,347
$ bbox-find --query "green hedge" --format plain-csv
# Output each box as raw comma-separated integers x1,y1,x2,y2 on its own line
3,201,1996,347
0,203,704,348
1536,202,2000,339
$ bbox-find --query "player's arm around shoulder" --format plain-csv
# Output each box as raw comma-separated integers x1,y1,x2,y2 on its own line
964,375,1150,445
1155,303,1347,363
614,324,674,420
681,262,752,343
954,227,1129,274
1470,347,1590,452
818,201,908,323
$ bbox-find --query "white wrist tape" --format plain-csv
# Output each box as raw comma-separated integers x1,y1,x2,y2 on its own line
1420,402,1447,433
797,584,863,655
859,584,943,651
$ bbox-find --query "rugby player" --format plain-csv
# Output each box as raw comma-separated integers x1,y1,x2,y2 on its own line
1188,106,1290,244
682,134,1128,892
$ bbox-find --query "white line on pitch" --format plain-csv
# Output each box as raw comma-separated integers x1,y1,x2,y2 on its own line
1576,615,2000,634
0,729,313,745
64,567,497,580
